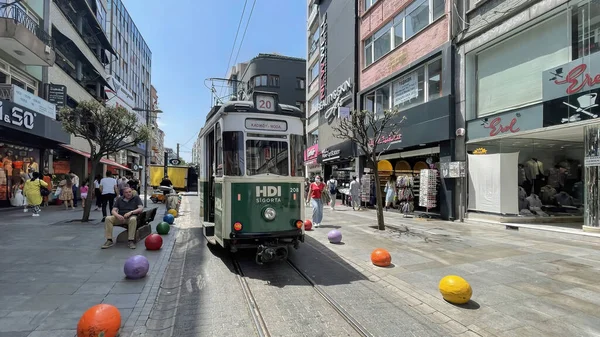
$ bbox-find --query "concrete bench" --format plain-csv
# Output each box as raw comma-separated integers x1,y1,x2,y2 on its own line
116,207,158,243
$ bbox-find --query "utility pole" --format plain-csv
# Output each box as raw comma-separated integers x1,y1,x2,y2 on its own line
176,143,180,160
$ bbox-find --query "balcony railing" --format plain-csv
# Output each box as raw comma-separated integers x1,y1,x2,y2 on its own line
0,5,53,47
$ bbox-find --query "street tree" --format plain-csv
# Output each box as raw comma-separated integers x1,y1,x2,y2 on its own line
332,109,404,231
59,100,150,222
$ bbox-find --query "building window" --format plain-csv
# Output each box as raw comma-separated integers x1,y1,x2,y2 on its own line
308,112,319,125
572,0,600,59
363,0,445,67
297,77,306,89
309,27,320,58
296,101,306,112
268,75,280,87
364,58,441,115
474,13,569,117
364,0,378,11
253,75,268,87
310,62,319,83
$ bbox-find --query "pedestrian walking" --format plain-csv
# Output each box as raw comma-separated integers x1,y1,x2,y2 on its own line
80,181,89,208
326,176,338,210
306,175,326,228
23,172,48,217
69,171,79,207
100,170,119,222
385,176,396,211
93,175,102,211
58,176,75,210
349,176,361,211
42,170,52,207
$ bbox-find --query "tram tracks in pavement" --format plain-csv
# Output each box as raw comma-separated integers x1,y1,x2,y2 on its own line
231,255,373,337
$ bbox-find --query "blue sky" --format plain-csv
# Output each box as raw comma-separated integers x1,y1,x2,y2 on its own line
123,0,307,161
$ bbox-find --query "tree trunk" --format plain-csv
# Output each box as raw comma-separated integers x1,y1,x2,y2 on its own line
372,155,385,231
82,158,101,222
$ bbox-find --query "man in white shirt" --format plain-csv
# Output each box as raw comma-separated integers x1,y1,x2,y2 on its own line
100,170,118,222
349,176,361,211
69,171,80,207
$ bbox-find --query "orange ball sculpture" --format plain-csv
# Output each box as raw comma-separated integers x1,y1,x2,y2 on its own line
77,304,121,337
371,248,392,267
304,219,313,231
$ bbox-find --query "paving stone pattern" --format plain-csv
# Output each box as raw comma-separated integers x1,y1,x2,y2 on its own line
0,201,176,337
237,254,361,337
305,206,600,336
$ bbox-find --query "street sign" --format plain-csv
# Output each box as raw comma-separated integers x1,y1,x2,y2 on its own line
169,159,181,165
133,164,140,171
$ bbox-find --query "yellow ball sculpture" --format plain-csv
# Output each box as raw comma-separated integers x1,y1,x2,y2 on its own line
438,275,472,304
168,209,178,218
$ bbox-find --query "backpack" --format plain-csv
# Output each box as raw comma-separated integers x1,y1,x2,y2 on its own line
328,180,337,194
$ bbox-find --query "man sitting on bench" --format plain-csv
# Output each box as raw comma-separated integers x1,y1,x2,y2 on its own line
101,187,144,250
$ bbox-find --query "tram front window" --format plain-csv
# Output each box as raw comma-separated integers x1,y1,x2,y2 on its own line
223,131,244,176
246,140,289,176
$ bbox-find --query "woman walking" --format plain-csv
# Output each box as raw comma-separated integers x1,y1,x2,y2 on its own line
93,175,102,211
42,170,53,207
58,176,75,210
384,176,396,211
80,180,89,208
23,172,48,217
306,175,326,228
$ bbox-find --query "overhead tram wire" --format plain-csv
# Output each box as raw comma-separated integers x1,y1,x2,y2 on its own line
232,0,257,67
219,0,249,99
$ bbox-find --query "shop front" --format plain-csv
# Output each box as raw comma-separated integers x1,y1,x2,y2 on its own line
304,143,321,178
465,48,600,229
0,100,69,207
362,95,456,219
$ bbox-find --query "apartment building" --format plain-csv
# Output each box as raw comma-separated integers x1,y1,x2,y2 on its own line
0,0,70,207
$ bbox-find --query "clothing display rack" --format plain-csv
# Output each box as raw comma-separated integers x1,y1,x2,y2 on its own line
396,172,414,217
418,169,438,218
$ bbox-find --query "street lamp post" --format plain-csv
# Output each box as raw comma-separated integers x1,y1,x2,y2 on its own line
133,107,163,207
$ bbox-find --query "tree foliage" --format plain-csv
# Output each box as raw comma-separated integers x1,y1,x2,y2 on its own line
58,100,150,221
332,109,405,230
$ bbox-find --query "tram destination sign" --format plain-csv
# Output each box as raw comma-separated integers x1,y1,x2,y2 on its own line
245,118,288,132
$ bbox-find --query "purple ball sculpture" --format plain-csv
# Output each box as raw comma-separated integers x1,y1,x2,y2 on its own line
327,230,342,244
124,255,150,280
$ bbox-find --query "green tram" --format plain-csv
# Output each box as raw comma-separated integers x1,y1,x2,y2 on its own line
198,91,306,264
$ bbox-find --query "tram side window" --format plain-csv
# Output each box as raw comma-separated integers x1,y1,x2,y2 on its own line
215,123,223,177
223,131,244,176
290,135,305,177
246,140,289,176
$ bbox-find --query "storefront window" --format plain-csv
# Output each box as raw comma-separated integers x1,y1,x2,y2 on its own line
572,0,600,59
0,143,40,204
376,85,391,117
223,131,244,176
290,135,305,177
365,92,375,113
246,140,289,176
466,137,583,217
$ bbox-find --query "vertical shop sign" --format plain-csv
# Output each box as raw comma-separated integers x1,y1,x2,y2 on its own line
319,13,327,100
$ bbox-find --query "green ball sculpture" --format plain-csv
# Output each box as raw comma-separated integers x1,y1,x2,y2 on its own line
156,221,170,235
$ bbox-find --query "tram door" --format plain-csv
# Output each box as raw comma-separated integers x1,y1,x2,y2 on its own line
206,130,215,223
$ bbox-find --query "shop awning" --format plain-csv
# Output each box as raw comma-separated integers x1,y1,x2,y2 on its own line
377,160,393,172
59,144,131,171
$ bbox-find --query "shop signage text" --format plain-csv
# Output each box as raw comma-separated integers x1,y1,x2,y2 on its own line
544,53,600,101
322,148,340,159
304,144,319,161
482,116,520,137
319,13,327,100
0,102,35,130
320,78,353,125
46,84,67,113
368,133,402,147
13,85,56,120
245,118,287,131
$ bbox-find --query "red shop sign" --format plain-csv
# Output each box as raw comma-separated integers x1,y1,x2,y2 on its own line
482,117,520,137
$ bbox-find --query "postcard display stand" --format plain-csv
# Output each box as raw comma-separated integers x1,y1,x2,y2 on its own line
419,169,438,216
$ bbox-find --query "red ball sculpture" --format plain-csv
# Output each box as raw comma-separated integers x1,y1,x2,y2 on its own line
144,234,163,250
304,219,313,231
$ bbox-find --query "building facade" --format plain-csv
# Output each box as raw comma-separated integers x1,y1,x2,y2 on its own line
0,0,71,207
357,0,457,220
149,85,164,165
306,0,358,184
49,0,130,180
456,0,600,230
227,53,306,108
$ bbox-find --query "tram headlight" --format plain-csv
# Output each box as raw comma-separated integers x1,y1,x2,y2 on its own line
263,207,277,221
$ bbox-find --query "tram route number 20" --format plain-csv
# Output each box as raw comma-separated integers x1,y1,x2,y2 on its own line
256,94,276,112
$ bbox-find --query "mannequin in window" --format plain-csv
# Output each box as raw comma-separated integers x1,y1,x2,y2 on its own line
524,158,544,196
546,163,568,193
